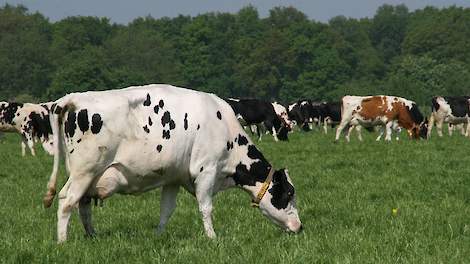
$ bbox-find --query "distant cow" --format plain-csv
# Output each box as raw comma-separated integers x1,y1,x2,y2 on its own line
428,96,470,138
318,102,341,134
0,102,54,156
335,95,427,142
43,84,302,243
225,98,289,141
288,100,314,131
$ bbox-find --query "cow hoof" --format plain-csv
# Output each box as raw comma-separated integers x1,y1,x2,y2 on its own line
43,190,56,208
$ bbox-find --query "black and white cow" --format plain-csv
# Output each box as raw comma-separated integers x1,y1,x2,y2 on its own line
224,98,289,141
43,84,302,243
428,96,470,138
288,100,313,131
317,102,341,134
0,102,54,156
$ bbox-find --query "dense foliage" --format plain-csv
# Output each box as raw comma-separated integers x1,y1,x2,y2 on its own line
1,4,470,105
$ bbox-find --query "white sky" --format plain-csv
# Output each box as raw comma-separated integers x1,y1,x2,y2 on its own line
2,0,470,24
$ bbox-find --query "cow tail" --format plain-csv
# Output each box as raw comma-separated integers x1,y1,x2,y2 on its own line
43,100,68,208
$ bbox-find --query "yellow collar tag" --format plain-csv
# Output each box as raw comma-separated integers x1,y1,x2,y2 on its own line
251,167,275,207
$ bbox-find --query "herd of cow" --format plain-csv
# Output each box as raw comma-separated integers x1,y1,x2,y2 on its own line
1,84,469,243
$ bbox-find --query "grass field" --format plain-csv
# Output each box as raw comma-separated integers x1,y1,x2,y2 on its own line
0,129,469,263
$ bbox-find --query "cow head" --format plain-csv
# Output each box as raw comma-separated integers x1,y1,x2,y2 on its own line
257,169,302,233
407,103,428,140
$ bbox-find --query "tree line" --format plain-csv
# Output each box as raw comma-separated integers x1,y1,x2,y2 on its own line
1,4,469,106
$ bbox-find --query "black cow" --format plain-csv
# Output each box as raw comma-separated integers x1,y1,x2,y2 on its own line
225,98,289,141
318,102,341,134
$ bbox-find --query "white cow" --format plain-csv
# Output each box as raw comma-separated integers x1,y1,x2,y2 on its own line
0,102,54,156
43,84,302,243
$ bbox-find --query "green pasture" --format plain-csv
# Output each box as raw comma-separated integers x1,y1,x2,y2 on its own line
0,129,469,263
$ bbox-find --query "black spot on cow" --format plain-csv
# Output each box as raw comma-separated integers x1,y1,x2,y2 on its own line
91,114,103,134
1,102,23,125
148,116,153,126
16,112,20,116
230,144,271,187
159,100,164,108
54,105,63,115
161,111,171,126
184,113,188,130
154,105,159,114
143,93,151,106
77,109,89,133
247,144,264,160
29,112,52,140
69,149,74,154
162,130,171,139
143,125,150,133
200,166,204,172
169,120,175,130
156,144,163,152
226,141,234,151
237,134,248,146
197,124,200,130
268,169,295,210
64,111,77,138
77,138,82,143
216,111,222,120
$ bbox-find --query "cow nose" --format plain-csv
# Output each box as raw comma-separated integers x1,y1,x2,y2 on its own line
299,224,304,232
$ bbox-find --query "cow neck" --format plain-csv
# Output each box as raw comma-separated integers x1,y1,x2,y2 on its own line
232,143,273,201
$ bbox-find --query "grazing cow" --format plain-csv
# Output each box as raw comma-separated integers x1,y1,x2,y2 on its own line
335,95,427,142
272,102,293,130
225,98,289,141
288,100,313,131
0,102,54,156
43,84,301,243
428,96,470,138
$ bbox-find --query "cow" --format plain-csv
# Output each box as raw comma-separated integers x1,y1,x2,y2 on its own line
0,102,54,156
427,96,470,138
272,102,293,130
335,95,427,142
42,84,302,243
224,98,289,141
288,100,314,131
318,102,341,134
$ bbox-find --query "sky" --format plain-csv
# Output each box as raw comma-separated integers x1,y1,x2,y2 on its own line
2,0,470,24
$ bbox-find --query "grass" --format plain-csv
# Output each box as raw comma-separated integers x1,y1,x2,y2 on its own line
0,129,469,263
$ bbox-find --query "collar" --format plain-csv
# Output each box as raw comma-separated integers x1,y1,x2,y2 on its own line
251,167,275,207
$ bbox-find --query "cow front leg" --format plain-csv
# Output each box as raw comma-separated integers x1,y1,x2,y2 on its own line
27,138,35,156
156,185,179,234
385,121,393,141
78,196,95,237
21,141,26,157
195,178,216,238
436,119,444,137
271,126,279,142
345,125,354,142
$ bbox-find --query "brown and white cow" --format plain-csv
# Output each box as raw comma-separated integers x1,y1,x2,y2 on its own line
335,96,427,142
0,102,54,156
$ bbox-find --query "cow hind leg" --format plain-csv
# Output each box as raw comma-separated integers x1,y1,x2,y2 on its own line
57,175,95,243
79,196,95,237
156,185,180,234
